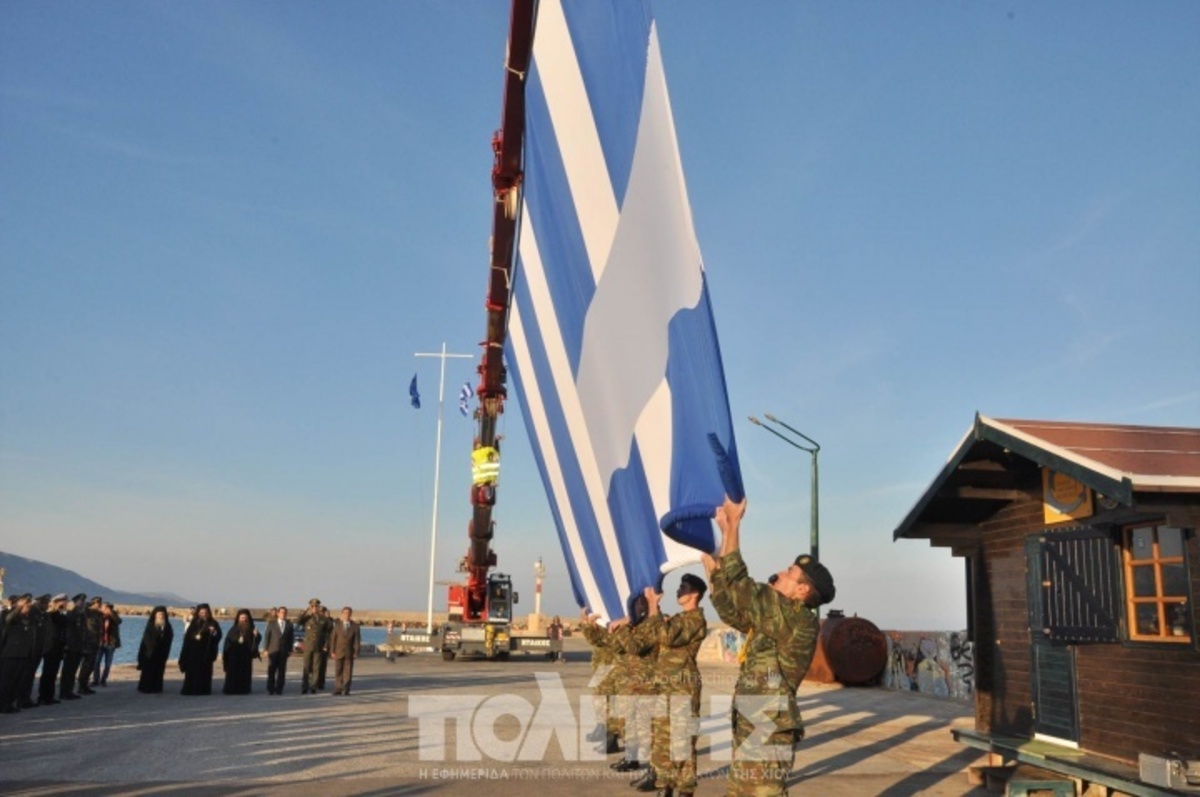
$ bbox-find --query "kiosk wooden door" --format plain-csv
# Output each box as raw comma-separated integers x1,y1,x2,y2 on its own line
1026,535,1080,744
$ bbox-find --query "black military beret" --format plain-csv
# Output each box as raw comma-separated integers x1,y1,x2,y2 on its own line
72,593,88,603
678,573,707,597
35,594,51,602
87,596,102,607
794,554,835,605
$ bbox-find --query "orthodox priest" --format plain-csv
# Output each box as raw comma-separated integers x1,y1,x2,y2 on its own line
180,604,222,695
137,606,174,694
222,609,261,695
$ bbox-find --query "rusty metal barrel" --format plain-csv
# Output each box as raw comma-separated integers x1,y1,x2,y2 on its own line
819,612,887,686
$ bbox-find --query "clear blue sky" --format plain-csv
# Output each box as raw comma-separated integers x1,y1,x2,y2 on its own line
2,2,1197,630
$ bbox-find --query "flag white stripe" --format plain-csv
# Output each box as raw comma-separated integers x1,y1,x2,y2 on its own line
534,0,618,283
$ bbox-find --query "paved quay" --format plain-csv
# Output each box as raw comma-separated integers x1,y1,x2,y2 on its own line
1,639,988,796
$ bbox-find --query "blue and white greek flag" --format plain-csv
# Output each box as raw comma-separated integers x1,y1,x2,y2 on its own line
459,381,475,417
505,0,742,622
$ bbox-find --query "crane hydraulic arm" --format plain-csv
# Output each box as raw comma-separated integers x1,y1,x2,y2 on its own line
462,0,537,624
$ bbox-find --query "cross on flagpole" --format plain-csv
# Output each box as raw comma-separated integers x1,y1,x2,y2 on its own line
415,342,474,634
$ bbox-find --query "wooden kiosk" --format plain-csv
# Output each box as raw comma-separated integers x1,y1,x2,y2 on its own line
894,414,1200,795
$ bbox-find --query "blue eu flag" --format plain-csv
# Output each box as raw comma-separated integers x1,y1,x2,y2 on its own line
409,374,420,409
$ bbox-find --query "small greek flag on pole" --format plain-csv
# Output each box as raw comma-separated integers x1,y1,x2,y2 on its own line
459,381,475,417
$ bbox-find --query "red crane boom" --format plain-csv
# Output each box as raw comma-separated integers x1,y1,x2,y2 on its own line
460,0,537,624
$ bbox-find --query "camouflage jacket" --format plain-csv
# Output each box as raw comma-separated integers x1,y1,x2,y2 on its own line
709,573,752,634
611,621,658,696
712,550,818,731
580,621,616,670
646,608,706,694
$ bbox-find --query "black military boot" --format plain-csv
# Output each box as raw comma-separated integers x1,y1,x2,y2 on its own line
632,768,657,791
603,732,621,755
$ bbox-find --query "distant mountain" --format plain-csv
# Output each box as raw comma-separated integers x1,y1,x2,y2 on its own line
0,551,195,607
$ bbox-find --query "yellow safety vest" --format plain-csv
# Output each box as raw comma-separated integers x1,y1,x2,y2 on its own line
472,447,501,485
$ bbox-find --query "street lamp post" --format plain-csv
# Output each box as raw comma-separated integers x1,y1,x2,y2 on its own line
748,414,820,564
415,342,474,634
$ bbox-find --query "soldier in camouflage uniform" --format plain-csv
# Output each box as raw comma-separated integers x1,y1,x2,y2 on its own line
579,608,621,750
704,497,835,797
610,594,657,777
639,575,708,797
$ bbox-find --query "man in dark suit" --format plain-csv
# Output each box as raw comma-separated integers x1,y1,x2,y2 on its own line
327,606,361,696
261,606,295,695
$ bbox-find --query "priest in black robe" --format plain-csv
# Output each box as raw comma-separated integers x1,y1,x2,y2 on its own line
179,604,222,695
137,606,174,694
222,609,260,695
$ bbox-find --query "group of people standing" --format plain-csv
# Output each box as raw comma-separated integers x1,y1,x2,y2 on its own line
159,599,362,697
582,496,836,797
0,596,365,712
0,592,124,713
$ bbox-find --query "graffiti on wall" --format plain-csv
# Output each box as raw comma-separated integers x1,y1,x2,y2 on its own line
881,630,974,701
699,626,974,702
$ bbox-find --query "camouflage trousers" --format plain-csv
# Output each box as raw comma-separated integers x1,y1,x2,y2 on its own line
597,672,623,739
651,690,701,792
726,694,803,797
610,692,654,761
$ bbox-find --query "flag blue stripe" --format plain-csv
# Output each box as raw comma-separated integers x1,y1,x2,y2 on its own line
607,441,668,588
560,0,651,206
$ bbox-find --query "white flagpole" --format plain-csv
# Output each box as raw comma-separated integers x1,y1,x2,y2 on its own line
415,342,474,634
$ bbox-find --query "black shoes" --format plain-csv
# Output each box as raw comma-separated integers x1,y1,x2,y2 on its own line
632,769,657,791
610,759,640,772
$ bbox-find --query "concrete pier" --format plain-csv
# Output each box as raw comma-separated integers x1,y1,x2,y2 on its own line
0,639,988,796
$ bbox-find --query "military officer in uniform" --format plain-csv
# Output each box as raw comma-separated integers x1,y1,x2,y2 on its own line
609,594,657,778
704,496,835,797
297,598,327,694
315,604,334,690
16,594,52,709
76,596,103,694
0,594,36,713
579,608,622,752
58,593,88,700
639,575,708,797
38,594,69,706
